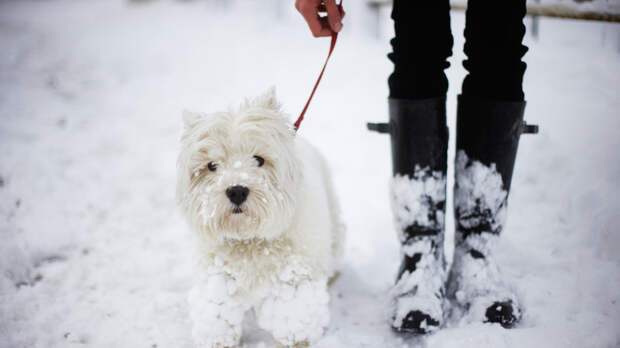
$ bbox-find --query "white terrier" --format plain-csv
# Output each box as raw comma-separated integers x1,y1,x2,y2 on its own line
176,88,345,348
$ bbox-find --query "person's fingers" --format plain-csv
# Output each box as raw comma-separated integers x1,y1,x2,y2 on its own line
298,2,329,37
296,0,340,37
325,0,343,32
315,16,333,37
318,2,345,26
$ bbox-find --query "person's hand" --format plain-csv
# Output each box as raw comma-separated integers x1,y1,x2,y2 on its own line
295,0,345,38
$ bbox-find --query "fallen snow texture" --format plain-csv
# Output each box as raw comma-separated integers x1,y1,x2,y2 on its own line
390,168,446,241
1,1,620,347
454,150,507,234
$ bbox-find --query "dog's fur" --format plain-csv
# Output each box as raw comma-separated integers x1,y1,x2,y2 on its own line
177,88,344,347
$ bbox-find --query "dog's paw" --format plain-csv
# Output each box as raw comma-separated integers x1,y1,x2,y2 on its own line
257,279,329,346
189,274,245,348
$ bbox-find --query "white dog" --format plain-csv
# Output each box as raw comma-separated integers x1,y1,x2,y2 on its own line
176,88,344,348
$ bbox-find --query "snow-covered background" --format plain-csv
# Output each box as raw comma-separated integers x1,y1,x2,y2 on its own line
1,0,619,347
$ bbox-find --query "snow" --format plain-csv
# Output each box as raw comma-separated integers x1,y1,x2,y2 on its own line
454,150,507,234
391,236,446,333
1,0,620,347
188,270,329,347
389,168,447,331
447,232,521,328
390,168,446,240
255,278,330,346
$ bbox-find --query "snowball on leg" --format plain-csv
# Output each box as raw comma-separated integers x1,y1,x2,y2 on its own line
188,273,247,348
256,278,330,347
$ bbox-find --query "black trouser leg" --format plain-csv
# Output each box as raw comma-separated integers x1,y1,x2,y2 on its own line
461,0,528,102
388,0,453,100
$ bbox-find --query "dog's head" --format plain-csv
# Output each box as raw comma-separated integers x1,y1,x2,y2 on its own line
177,87,300,243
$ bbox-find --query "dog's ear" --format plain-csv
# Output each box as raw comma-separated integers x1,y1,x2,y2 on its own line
182,110,201,130
258,86,280,111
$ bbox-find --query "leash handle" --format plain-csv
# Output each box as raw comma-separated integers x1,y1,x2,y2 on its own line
294,2,342,131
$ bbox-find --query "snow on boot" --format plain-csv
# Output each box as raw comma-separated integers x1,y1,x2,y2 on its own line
449,150,520,328
368,97,449,334
447,95,537,328
390,168,447,334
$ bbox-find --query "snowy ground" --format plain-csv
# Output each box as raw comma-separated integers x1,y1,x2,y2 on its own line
1,1,619,347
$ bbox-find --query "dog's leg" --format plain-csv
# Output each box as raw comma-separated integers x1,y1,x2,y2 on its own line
188,273,246,348
256,278,330,347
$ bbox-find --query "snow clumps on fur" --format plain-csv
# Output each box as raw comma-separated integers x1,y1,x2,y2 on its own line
178,88,344,347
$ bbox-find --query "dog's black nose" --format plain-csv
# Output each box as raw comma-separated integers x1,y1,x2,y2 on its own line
226,185,249,206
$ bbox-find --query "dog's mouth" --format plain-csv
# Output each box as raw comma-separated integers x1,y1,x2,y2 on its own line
232,206,243,214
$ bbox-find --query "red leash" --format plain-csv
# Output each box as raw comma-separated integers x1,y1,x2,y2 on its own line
294,3,342,131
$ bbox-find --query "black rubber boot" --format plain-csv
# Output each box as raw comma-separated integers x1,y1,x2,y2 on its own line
447,95,537,328
368,97,448,334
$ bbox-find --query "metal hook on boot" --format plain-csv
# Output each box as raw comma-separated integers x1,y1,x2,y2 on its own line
520,121,539,135
367,122,391,134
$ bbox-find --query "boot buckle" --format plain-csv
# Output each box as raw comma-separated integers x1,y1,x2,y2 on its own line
367,122,390,134
521,121,539,135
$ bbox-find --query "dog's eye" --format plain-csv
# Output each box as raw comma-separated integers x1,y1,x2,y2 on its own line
254,155,265,167
207,161,218,172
